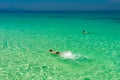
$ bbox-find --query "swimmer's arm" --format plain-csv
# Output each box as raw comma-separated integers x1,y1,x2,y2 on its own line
50,51,57,54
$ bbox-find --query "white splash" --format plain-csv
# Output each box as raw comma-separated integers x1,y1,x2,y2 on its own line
60,51,81,60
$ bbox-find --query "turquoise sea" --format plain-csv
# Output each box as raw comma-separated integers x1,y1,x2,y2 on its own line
0,12,120,80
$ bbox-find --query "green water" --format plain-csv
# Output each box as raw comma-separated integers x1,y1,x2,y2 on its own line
0,13,120,80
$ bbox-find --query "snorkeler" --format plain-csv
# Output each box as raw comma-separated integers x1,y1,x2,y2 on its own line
49,49,61,55
82,30,90,34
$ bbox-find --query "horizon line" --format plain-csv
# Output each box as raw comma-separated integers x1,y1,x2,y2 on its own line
0,10,120,13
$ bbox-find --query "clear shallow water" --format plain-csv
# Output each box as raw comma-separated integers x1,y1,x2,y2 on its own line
0,13,120,80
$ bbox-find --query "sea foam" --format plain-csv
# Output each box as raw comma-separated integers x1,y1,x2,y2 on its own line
60,51,81,60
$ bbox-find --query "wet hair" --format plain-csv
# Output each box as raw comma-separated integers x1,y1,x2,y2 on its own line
56,52,60,54
83,30,85,33
49,49,53,52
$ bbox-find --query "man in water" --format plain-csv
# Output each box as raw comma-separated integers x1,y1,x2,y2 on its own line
82,30,90,34
49,49,61,55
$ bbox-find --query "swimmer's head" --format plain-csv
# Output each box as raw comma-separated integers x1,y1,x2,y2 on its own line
49,49,53,52
83,30,85,33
